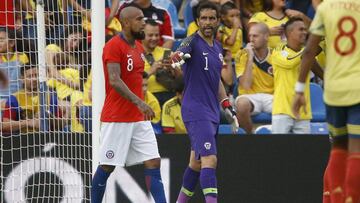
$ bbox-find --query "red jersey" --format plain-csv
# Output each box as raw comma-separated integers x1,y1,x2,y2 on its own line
0,0,16,28
101,34,146,122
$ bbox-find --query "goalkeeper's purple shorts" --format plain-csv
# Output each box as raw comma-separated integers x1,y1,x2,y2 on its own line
184,120,219,160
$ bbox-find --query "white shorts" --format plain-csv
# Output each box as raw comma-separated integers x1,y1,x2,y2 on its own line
272,114,310,134
235,93,273,115
99,121,160,167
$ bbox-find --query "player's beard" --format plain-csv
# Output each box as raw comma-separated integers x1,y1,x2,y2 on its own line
201,26,216,38
132,30,145,40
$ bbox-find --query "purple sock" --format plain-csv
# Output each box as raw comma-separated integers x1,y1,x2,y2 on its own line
177,167,200,203
200,168,217,203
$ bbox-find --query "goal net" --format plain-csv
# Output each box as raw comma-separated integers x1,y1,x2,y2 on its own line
0,0,94,202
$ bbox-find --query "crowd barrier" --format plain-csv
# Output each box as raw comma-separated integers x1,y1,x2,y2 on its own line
1,133,330,203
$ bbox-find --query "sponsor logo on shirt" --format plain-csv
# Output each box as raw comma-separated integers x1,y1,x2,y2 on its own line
281,50,288,58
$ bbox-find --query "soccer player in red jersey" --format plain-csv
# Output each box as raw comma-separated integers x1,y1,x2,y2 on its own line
91,6,166,203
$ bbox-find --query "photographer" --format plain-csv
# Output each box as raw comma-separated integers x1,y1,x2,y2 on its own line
142,19,181,107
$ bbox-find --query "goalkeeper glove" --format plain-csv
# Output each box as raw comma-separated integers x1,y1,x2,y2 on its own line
221,98,239,134
171,51,191,68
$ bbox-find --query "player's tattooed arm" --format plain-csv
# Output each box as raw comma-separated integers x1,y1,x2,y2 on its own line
107,63,143,106
107,63,155,120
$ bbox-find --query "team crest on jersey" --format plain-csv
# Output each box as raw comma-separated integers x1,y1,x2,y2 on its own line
204,142,212,150
106,150,114,159
281,50,289,58
152,13,158,20
219,53,224,62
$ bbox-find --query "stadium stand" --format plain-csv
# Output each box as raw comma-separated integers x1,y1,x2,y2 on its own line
255,123,329,135
152,0,186,38
254,125,272,134
218,124,246,135
183,0,194,29
310,122,328,135
233,78,272,124
252,112,272,124
310,83,326,122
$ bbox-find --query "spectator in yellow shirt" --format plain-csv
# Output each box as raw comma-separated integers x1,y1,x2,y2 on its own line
248,0,288,49
162,77,186,134
46,26,89,133
2,63,64,134
236,0,264,18
186,21,199,37
143,72,162,133
0,27,29,99
142,19,179,107
217,1,243,59
249,0,312,49
271,17,323,134
234,23,273,134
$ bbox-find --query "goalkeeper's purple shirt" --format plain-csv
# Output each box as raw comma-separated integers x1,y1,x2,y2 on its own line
177,33,223,123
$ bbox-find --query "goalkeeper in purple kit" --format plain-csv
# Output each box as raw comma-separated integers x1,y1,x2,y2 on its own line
171,2,239,203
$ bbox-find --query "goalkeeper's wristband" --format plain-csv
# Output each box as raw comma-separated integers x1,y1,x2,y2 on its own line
295,82,305,93
221,98,231,109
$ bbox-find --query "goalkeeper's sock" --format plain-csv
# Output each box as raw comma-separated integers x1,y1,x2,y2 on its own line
200,168,217,203
91,166,111,203
177,167,200,203
344,152,360,203
327,148,347,203
144,168,167,203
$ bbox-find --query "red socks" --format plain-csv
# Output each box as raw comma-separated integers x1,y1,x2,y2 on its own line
345,152,360,203
327,149,348,203
323,164,330,203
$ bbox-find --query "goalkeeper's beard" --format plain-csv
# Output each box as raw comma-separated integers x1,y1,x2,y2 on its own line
132,30,145,40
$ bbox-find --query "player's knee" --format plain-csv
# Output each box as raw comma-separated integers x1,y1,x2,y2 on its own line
236,98,252,115
200,155,217,168
189,159,201,172
100,165,115,173
144,158,161,169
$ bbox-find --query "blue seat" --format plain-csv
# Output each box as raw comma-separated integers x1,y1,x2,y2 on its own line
233,77,272,124
310,83,326,122
254,125,272,134
183,0,194,29
218,124,246,135
252,113,272,124
310,122,328,135
152,0,186,38
152,122,163,134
